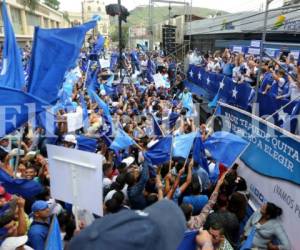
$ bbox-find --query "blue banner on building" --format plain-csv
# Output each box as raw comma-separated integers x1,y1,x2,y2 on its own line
219,102,300,186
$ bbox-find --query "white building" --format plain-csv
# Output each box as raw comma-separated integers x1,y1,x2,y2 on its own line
0,0,69,44
82,0,109,36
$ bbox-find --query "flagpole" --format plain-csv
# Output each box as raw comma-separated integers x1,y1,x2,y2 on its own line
14,127,25,177
168,134,174,171
83,60,91,89
229,142,251,168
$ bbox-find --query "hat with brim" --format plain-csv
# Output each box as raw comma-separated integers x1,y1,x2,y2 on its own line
64,134,77,144
68,199,186,250
121,156,135,168
31,200,49,213
0,235,28,250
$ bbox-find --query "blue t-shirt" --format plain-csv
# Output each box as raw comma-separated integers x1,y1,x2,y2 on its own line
28,221,49,250
222,63,234,76
260,72,274,92
183,195,209,215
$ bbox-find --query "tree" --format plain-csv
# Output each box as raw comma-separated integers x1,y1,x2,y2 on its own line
44,0,60,10
109,23,130,48
22,0,39,10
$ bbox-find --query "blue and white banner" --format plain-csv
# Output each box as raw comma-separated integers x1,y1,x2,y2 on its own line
219,102,300,186
237,160,299,249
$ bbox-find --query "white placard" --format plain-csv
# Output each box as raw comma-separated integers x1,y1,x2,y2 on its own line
100,58,110,68
153,73,164,88
247,47,260,55
264,48,276,57
47,145,103,216
64,109,83,132
290,50,300,60
237,159,299,249
232,46,243,53
250,40,261,48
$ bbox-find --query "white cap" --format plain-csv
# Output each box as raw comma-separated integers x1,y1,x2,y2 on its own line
112,102,119,107
100,90,106,96
104,190,117,203
0,236,28,250
64,134,77,144
121,156,135,168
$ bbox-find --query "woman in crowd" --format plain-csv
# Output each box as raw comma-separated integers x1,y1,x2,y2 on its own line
243,202,291,250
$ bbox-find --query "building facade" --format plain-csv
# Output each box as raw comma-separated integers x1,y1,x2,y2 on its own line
186,7,300,53
82,0,109,36
128,26,149,49
0,0,68,44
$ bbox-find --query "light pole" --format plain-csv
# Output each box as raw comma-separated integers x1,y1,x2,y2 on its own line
253,0,273,114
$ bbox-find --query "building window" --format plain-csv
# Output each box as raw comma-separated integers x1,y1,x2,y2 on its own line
26,12,41,26
87,6,91,11
10,7,23,34
98,7,101,12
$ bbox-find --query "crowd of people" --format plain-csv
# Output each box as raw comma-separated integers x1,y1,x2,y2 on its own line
186,48,300,135
0,36,294,250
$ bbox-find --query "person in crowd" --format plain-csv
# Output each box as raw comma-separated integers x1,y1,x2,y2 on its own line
27,200,51,250
197,222,234,250
243,202,291,250
0,41,298,250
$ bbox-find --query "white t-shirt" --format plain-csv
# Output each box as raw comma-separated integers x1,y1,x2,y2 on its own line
103,177,112,188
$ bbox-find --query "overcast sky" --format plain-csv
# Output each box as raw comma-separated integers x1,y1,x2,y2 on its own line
60,0,283,13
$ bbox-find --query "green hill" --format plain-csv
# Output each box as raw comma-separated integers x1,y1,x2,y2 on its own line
126,5,227,26
109,6,227,26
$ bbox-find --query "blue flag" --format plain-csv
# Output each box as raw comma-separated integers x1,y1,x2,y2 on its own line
184,80,210,99
102,75,116,96
44,215,63,250
110,129,136,151
0,168,43,198
229,82,252,109
28,20,97,104
79,93,89,130
168,112,179,129
93,35,105,53
0,1,25,89
90,90,112,123
110,52,119,71
0,87,48,137
77,135,97,153
35,110,57,137
173,132,197,159
193,132,209,172
87,67,100,92
219,76,234,103
90,91,113,136
204,131,249,167
145,136,172,165
257,92,279,117
152,114,163,136
208,92,220,109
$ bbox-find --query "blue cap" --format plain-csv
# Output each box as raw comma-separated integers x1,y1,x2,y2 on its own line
69,200,186,250
31,200,48,213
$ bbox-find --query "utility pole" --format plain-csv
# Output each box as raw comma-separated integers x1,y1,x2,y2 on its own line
118,0,123,79
253,0,273,114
